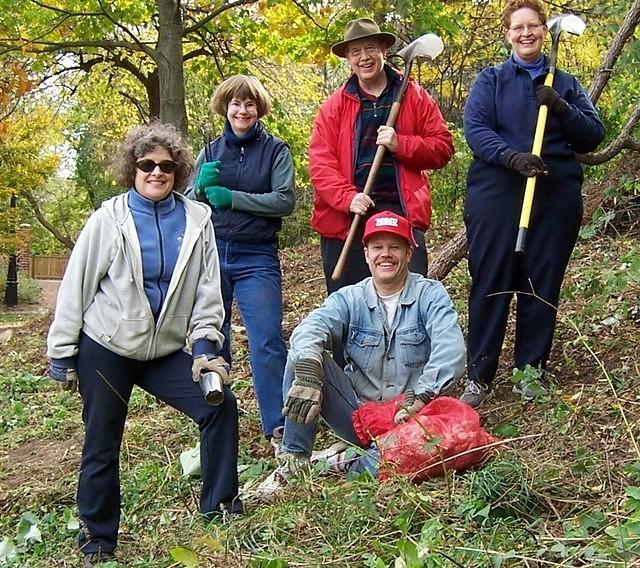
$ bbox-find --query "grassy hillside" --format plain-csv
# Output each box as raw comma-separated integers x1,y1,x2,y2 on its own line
0,210,639,566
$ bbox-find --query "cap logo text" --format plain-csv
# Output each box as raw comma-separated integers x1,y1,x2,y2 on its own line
375,217,399,228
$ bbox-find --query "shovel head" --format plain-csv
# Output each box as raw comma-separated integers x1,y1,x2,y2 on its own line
396,33,444,63
548,14,586,38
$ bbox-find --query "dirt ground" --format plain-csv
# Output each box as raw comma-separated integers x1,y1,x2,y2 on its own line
37,279,60,310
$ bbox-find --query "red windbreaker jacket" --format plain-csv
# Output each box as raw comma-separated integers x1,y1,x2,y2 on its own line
309,75,454,239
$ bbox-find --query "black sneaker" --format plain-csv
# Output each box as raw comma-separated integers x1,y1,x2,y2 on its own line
202,497,244,521
82,551,116,567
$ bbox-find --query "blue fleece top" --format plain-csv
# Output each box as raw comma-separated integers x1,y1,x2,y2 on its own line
513,54,545,80
128,189,185,321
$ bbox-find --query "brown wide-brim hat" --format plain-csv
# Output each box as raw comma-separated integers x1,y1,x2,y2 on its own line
331,17,397,58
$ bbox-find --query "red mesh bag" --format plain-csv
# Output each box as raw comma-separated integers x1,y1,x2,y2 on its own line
352,396,497,482
352,394,406,445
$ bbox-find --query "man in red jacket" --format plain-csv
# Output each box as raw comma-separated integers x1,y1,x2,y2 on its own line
309,17,454,294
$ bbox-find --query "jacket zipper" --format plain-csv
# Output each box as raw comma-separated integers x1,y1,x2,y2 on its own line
154,203,166,310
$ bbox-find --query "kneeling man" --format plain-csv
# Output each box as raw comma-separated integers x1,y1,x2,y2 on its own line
254,211,466,501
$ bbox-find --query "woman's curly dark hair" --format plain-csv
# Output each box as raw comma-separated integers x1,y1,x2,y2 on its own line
114,121,194,193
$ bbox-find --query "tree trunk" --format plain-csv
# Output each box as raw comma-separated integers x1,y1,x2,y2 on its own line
156,0,188,132
148,69,161,120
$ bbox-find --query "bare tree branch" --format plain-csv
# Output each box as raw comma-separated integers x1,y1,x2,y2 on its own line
22,190,75,250
428,227,467,281
291,0,328,31
96,0,152,56
182,0,257,35
588,0,640,104
578,102,640,165
3,38,156,56
27,0,102,18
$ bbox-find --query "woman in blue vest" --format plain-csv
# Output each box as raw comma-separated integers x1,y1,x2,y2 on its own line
460,0,605,407
188,75,295,445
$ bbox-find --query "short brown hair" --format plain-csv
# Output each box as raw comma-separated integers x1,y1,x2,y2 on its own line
114,121,194,193
501,0,547,29
209,75,271,119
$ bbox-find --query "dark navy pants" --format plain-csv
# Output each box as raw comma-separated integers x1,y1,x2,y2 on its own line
464,174,582,386
76,334,239,555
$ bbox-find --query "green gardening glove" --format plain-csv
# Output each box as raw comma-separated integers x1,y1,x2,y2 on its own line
283,358,324,425
196,160,221,193
204,185,232,209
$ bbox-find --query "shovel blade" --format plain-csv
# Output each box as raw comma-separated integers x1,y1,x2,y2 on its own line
548,14,586,37
396,33,444,62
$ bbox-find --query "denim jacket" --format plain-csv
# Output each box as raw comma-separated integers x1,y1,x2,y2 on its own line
288,273,466,402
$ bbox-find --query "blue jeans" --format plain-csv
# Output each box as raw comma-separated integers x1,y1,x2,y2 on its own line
216,239,286,437
281,353,379,475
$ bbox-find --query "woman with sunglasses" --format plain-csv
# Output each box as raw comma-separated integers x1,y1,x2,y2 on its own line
459,0,605,408
187,75,295,449
47,121,241,567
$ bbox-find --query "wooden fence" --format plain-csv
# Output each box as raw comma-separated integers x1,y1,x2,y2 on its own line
28,255,69,280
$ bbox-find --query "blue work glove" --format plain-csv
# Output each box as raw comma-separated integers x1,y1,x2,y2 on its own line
47,362,78,392
204,185,232,209
283,358,324,425
535,85,570,116
196,160,221,193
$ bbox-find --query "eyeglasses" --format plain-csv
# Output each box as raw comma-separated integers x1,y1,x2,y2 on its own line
508,23,545,34
135,159,178,174
229,99,258,111
347,44,382,58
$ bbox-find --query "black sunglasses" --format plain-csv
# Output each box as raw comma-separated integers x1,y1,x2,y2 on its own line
135,159,178,174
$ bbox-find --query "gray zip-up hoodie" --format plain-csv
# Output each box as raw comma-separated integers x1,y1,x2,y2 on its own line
47,191,224,362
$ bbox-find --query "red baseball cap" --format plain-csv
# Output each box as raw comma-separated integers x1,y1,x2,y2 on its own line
362,211,417,247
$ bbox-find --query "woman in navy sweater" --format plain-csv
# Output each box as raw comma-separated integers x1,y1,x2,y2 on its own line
460,0,605,407
188,75,295,445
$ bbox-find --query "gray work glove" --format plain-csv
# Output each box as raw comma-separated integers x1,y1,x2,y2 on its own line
191,355,230,385
505,151,548,177
47,363,78,392
283,358,324,425
394,389,434,424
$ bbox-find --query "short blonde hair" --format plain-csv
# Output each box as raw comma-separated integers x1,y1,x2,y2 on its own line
501,0,547,29
209,75,271,119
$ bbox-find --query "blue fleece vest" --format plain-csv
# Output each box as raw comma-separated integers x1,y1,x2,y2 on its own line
204,121,287,243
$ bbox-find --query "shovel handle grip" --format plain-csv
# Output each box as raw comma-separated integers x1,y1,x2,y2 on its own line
515,227,527,253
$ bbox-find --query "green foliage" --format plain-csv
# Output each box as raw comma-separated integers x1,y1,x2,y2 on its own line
430,125,471,225
463,457,542,521
0,106,62,255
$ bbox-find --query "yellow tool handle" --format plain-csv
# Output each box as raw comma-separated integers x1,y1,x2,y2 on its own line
515,71,554,253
